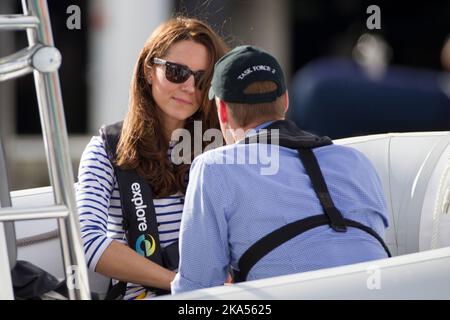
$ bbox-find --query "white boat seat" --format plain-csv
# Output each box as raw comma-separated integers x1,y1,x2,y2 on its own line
335,131,450,255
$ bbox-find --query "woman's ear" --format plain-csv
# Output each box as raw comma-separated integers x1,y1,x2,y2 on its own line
147,67,153,85
143,60,153,85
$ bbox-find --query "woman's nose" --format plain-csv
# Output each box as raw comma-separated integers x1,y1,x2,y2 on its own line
181,74,195,93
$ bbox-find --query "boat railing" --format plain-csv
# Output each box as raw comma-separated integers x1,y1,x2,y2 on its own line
0,0,90,300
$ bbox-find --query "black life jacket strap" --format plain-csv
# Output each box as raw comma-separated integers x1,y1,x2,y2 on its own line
295,148,390,258
234,122,391,282
104,281,126,300
297,148,347,232
233,214,392,282
100,122,170,299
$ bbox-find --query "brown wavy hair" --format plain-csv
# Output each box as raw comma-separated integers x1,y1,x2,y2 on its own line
116,17,228,198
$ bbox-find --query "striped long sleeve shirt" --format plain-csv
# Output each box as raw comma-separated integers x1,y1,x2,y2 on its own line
76,136,184,299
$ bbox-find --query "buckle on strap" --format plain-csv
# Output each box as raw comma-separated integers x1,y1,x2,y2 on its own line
331,223,347,233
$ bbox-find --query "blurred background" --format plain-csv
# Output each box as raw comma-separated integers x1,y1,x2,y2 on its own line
1,0,450,190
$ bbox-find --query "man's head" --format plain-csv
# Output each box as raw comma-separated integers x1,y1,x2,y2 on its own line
208,45,289,143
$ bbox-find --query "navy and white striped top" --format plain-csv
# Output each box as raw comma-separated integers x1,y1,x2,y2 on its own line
76,136,184,300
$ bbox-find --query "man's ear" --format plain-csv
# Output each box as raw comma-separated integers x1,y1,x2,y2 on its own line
283,90,289,114
216,98,228,124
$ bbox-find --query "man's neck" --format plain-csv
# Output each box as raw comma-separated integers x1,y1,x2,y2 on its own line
243,118,283,132
231,118,284,143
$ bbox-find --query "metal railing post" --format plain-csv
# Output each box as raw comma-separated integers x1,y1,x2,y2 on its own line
0,0,91,300
20,0,90,300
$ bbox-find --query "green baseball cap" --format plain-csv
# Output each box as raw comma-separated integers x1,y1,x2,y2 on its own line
208,45,286,104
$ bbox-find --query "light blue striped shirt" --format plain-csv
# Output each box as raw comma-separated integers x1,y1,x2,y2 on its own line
171,123,389,294
76,136,183,300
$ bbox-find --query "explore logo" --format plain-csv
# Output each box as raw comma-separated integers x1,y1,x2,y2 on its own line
131,182,148,232
135,234,156,257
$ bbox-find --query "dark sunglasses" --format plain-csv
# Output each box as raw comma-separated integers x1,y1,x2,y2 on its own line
153,58,206,89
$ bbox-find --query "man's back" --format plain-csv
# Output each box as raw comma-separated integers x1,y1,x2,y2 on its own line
173,141,389,292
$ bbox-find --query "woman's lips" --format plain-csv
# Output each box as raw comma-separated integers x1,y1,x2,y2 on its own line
173,97,192,105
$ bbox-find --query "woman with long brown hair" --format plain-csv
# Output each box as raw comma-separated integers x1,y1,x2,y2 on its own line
76,17,228,299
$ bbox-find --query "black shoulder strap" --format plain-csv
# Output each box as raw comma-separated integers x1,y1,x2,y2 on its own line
297,148,347,232
100,122,170,298
100,121,122,164
234,215,391,282
234,134,391,282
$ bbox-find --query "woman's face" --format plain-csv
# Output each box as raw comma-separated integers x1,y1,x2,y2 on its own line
151,40,209,134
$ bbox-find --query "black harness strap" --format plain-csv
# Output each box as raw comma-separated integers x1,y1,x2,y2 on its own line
234,214,391,282
297,148,347,232
100,122,172,299
233,120,391,283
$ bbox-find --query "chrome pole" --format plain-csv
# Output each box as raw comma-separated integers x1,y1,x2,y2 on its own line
0,138,14,300
0,14,39,30
0,45,40,82
22,0,90,300
0,223,14,299
0,205,68,222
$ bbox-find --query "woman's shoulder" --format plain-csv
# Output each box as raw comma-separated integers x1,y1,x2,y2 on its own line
80,135,113,168
83,135,107,154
